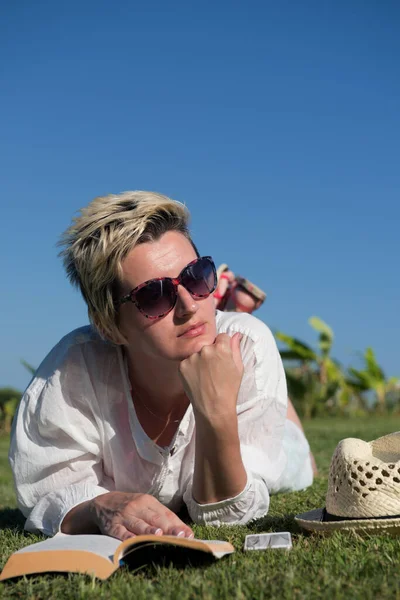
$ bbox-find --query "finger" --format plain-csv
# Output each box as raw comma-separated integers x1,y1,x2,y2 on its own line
124,516,164,537
168,524,195,538
230,331,243,350
230,332,244,372
142,506,194,539
108,523,136,541
214,332,232,346
163,513,194,538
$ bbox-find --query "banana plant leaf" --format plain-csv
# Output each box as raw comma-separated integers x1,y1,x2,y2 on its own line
344,378,368,392
275,332,316,360
279,350,312,361
347,368,373,390
308,317,334,340
21,359,37,376
364,347,386,381
308,317,334,356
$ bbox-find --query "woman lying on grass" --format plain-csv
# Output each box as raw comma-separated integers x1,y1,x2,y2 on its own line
9,191,313,540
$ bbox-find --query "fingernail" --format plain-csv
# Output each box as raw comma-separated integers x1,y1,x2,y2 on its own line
187,532,195,539
176,530,185,538
153,528,163,536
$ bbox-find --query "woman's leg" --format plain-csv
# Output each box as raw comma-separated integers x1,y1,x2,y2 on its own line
287,398,318,475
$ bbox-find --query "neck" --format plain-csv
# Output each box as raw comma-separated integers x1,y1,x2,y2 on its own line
124,347,186,414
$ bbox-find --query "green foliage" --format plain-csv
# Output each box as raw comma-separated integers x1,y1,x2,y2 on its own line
276,317,399,418
0,359,37,433
276,317,350,418
347,347,400,411
20,359,36,376
0,359,37,432
0,388,22,409
274,332,316,361
2,399,18,433
0,389,22,433
308,316,334,357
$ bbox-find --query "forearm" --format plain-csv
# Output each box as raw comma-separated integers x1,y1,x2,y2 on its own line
192,410,247,504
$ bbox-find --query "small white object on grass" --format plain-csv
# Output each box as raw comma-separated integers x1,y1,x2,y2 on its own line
244,532,292,551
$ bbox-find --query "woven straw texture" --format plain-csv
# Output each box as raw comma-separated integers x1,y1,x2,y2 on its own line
295,432,400,534
326,433,400,518
295,508,400,535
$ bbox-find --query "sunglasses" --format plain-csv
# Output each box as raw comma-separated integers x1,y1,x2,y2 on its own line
118,256,217,319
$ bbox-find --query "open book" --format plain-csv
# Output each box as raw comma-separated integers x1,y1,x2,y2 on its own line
0,533,234,581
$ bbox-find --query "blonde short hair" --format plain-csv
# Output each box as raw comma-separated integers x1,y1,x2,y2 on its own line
59,190,196,343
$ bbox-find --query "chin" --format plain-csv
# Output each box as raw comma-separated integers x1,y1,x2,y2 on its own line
175,334,215,360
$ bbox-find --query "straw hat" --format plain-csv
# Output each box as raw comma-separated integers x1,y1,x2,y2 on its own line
295,432,400,534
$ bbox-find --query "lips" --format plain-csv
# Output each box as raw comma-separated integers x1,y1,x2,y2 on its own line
178,322,206,338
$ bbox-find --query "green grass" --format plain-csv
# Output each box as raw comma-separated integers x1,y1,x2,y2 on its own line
1,418,400,599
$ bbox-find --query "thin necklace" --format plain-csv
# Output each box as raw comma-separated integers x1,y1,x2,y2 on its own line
132,387,184,424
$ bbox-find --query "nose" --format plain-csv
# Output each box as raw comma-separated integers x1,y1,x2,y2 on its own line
174,284,198,318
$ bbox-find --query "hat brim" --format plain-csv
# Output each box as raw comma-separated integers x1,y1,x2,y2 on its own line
295,508,400,535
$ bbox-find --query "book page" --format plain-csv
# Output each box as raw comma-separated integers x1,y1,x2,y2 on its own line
15,533,121,562
118,535,234,562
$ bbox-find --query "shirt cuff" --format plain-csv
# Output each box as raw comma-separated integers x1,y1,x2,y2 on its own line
183,472,269,526
24,483,111,536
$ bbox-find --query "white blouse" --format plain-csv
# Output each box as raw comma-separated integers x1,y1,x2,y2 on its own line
9,311,307,536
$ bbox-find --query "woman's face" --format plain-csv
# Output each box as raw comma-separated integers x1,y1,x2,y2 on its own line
117,231,217,362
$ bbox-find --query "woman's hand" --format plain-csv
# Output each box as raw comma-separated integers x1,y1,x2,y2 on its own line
179,332,247,504
90,492,194,540
62,492,194,541
179,332,244,422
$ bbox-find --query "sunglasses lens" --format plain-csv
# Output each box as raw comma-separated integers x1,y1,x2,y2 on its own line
129,257,216,318
135,279,176,317
181,257,217,297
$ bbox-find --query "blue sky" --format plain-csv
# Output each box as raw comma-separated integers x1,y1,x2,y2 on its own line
1,0,399,391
